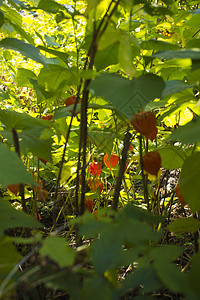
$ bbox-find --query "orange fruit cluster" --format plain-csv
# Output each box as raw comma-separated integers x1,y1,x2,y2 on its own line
131,111,158,141
104,153,119,170
143,151,161,176
175,184,187,207
89,162,102,177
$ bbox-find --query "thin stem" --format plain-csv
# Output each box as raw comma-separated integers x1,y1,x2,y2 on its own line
112,131,131,210
53,90,81,226
12,128,27,213
139,134,149,211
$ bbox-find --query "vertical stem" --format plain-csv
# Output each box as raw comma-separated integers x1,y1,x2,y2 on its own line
112,131,131,210
53,92,81,226
194,212,199,253
139,134,149,211
12,128,27,213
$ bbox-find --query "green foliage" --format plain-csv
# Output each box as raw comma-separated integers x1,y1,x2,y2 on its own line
0,197,41,235
39,236,75,267
90,73,165,119
0,0,200,299
0,143,35,186
179,152,200,212
168,217,200,233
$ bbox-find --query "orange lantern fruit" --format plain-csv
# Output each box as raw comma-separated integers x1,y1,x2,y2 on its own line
89,162,102,177
41,114,53,121
131,111,158,141
104,153,119,170
65,96,76,107
142,151,161,175
7,184,20,196
88,178,104,194
85,198,93,212
175,184,187,207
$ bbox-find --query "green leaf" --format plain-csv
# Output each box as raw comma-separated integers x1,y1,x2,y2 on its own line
119,219,161,246
2,4,22,26
0,110,53,161
118,204,164,225
9,22,35,46
179,152,200,212
170,117,200,144
0,38,47,66
168,217,200,233
0,144,35,187
118,34,139,77
186,39,200,49
37,0,66,13
88,130,116,154
0,10,5,28
38,65,77,99
38,45,69,64
153,262,190,294
89,73,165,119
141,39,180,51
162,80,196,97
0,235,22,284
16,68,37,87
73,210,113,238
122,265,162,294
153,49,200,60
81,277,117,300
94,42,119,72
157,145,187,169
0,198,42,235
189,252,200,296
2,128,53,162
150,245,184,263
185,13,200,28
0,109,51,131
90,225,123,274
39,236,75,267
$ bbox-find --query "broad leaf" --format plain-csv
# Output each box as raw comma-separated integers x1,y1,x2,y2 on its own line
0,38,47,66
168,217,200,233
39,236,75,267
88,130,116,154
0,10,4,28
179,152,200,212
170,116,200,144
90,225,123,274
37,0,66,14
141,40,180,51
189,252,200,297
94,42,119,72
2,128,53,162
89,73,165,119
16,68,37,87
153,49,200,60
38,65,78,99
0,144,35,187
0,109,51,131
162,80,196,97
158,145,187,169
0,235,22,284
38,45,69,64
0,197,42,235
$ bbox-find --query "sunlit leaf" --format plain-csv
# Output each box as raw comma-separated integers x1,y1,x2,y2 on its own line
0,38,47,65
89,73,165,119
0,144,35,187
158,145,187,169
179,152,200,212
